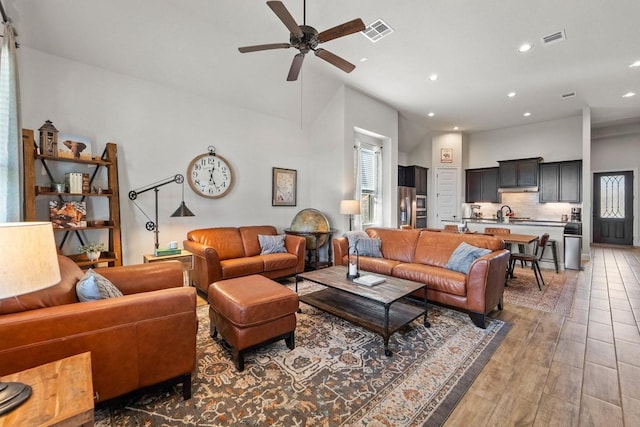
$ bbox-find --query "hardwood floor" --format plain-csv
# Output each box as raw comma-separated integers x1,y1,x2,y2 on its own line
445,245,640,426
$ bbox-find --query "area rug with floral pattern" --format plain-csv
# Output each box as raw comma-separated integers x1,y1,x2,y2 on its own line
95,281,510,426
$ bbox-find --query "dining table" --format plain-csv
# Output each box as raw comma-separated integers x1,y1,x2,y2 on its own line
501,233,539,246
493,233,539,280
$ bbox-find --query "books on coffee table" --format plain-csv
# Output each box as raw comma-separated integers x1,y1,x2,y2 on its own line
353,275,386,286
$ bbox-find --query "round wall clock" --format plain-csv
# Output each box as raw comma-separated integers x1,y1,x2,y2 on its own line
187,147,233,199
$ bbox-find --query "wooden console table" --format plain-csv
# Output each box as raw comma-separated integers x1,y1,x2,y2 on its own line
284,229,336,271
0,352,94,427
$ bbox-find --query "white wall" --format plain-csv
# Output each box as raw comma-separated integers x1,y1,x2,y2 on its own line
343,87,399,229
429,132,463,226
19,48,402,265
591,122,640,246
310,87,346,232
19,47,313,264
466,116,583,168
592,134,640,171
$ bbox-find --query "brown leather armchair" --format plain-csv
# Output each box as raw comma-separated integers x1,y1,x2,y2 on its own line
0,255,197,403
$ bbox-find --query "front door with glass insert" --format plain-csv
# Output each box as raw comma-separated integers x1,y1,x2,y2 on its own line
593,171,633,245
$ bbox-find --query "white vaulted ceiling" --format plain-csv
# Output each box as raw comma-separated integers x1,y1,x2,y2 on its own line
5,0,640,151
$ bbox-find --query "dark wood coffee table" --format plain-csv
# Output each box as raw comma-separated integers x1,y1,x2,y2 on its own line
296,266,429,356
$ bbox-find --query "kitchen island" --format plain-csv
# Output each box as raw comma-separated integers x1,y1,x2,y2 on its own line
442,218,568,271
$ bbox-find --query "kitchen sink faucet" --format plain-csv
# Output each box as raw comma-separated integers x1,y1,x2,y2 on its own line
497,205,512,222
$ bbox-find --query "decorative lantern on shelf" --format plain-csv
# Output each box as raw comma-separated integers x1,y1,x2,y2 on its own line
38,120,58,157
347,243,360,280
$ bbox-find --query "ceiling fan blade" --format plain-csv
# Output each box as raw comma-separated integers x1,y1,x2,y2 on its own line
287,53,305,81
267,1,303,38
315,48,356,73
317,18,365,43
238,43,291,53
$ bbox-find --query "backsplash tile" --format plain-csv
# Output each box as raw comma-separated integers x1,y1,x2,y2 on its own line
467,192,581,221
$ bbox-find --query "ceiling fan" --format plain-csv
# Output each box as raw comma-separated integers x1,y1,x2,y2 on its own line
238,0,365,81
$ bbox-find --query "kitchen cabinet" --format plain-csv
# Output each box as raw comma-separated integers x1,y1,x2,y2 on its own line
398,165,407,186
498,157,542,189
539,160,582,203
399,165,428,195
465,167,499,203
22,128,123,268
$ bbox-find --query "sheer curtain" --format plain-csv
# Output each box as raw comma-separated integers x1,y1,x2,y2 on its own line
0,22,21,222
353,144,362,230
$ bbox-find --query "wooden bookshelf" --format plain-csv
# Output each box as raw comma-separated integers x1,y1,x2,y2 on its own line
23,129,123,267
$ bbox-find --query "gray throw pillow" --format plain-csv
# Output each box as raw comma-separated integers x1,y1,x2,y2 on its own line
76,269,123,302
445,242,492,274
354,237,383,258
343,230,368,249
258,234,288,255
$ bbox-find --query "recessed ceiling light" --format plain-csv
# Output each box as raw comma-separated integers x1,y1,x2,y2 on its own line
517,43,533,53
622,92,636,98
360,57,368,62
453,126,459,130
523,112,532,117
428,74,439,81
427,112,435,117
629,60,640,68
507,92,517,98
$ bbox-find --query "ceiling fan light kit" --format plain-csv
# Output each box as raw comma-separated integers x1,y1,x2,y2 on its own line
238,0,365,81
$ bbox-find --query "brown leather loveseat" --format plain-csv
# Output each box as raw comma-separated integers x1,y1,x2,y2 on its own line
184,225,306,294
0,255,197,403
334,227,510,328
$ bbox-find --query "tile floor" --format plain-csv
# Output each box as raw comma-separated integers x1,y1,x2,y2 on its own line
445,245,640,426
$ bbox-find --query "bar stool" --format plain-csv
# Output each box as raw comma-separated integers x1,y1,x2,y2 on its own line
538,238,559,273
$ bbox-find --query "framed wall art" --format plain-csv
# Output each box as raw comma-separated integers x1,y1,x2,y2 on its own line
440,147,453,163
272,167,297,206
58,133,92,160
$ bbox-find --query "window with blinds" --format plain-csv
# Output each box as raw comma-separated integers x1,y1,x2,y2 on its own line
357,143,382,227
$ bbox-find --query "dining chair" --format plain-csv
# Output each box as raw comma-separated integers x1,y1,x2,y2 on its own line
444,224,459,232
508,233,549,291
484,227,512,248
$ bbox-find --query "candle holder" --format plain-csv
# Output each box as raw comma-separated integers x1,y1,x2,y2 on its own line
347,243,360,280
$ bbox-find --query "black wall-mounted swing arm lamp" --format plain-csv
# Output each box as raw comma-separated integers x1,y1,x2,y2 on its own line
128,174,195,249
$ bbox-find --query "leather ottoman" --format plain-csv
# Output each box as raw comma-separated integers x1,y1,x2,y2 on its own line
208,275,299,371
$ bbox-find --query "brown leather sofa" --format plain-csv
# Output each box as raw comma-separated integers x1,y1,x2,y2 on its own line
184,225,306,294
0,255,197,403
333,228,510,328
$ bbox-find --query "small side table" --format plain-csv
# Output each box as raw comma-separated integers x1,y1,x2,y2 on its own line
0,352,94,427
143,250,194,286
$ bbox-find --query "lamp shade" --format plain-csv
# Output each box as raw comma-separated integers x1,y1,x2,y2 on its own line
0,222,61,298
339,199,361,215
171,201,195,217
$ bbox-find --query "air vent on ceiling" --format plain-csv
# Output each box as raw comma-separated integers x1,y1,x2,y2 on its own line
562,92,576,99
542,30,566,45
362,19,394,43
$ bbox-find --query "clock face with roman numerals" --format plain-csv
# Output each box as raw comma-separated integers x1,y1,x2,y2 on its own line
187,153,233,199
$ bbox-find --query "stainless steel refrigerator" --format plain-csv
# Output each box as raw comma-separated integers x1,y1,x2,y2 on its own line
398,186,417,228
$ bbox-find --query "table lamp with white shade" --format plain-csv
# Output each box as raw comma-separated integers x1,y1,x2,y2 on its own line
339,199,361,231
0,222,61,415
